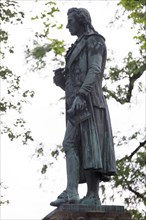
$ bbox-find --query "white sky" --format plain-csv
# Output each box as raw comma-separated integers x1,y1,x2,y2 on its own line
1,1,145,220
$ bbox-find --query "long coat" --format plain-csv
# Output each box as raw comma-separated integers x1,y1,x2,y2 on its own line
54,32,116,182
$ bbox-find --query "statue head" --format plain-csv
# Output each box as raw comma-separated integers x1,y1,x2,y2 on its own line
66,7,96,36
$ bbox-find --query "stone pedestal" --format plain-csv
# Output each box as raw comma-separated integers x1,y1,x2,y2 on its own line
42,204,134,220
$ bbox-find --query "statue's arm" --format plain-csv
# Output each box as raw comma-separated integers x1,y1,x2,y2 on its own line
78,36,106,99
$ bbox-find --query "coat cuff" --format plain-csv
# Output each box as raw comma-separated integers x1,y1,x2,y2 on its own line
77,92,87,100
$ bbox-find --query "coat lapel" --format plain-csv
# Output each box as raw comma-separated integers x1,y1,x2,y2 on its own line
66,35,87,69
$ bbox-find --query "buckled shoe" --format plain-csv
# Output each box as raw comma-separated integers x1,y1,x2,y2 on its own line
50,190,80,207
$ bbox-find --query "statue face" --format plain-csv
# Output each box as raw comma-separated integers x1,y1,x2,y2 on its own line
66,12,81,36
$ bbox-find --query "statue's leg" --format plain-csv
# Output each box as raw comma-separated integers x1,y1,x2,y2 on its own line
63,121,80,195
80,170,101,206
50,121,80,207
65,147,79,194
85,170,100,197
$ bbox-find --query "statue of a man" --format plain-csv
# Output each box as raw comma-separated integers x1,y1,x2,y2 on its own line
50,7,116,207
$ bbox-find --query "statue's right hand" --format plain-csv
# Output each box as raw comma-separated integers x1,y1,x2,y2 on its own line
53,74,62,86
53,68,65,86
71,96,87,112
53,68,64,76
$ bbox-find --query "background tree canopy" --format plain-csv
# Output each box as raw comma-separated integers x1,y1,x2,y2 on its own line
1,0,145,219
0,0,34,145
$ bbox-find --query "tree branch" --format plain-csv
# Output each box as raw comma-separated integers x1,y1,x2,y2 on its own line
126,181,145,201
127,63,146,102
103,87,126,104
128,139,146,160
104,63,146,104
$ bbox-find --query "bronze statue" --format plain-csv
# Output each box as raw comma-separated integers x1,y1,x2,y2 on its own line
50,7,116,207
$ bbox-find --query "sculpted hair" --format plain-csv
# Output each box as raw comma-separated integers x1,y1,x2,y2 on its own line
67,7,96,33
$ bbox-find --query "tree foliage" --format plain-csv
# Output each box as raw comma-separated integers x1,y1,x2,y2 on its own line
0,183,9,206
0,0,34,144
25,1,65,71
104,51,146,104
0,0,66,208
102,1,146,219
111,134,146,219
103,0,146,105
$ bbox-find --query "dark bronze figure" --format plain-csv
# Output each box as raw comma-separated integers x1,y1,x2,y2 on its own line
50,7,116,207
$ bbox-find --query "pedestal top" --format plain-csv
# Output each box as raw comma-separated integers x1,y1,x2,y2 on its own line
59,204,124,212
42,204,133,220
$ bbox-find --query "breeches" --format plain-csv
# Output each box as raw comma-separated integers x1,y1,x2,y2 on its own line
63,120,80,155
